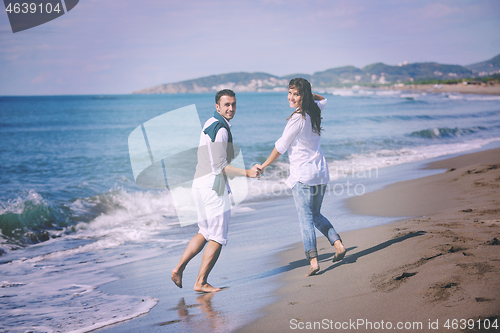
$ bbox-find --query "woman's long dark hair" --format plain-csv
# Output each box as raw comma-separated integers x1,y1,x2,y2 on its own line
287,78,323,135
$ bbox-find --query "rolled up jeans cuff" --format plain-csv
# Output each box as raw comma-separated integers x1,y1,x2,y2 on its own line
305,249,318,260
328,230,341,246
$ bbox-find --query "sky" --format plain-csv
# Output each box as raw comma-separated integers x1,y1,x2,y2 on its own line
0,0,499,95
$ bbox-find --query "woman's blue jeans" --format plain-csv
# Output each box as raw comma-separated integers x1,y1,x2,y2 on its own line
292,182,340,260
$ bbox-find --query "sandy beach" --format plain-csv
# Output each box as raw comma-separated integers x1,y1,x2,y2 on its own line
6,91,496,332
238,148,500,332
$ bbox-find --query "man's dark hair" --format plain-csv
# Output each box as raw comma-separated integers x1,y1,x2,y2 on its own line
215,89,236,104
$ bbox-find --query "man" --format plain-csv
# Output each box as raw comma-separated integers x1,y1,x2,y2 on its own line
171,89,260,293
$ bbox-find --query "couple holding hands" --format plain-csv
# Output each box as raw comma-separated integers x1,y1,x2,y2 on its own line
171,78,346,293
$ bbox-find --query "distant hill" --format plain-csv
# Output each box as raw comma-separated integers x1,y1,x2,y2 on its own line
132,54,500,94
133,72,288,94
465,54,500,75
362,62,473,83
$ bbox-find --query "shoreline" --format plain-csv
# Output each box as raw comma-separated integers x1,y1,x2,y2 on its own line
237,148,500,332
388,83,500,96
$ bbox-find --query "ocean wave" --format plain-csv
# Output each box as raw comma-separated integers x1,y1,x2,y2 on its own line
400,93,425,100
376,90,402,96
324,89,500,104
0,189,186,331
465,95,500,101
365,110,500,123
327,137,500,178
366,114,433,122
70,187,178,221
329,89,356,97
0,188,180,255
409,126,488,139
61,189,180,256
0,190,72,251
447,94,500,101
243,138,500,196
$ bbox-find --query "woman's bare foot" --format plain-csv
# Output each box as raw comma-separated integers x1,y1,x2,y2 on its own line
333,239,346,262
194,282,221,293
305,265,320,277
171,270,183,288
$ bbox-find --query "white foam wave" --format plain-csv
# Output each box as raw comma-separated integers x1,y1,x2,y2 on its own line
357,89,375,95
242,138,500,199
447,94,464,100
0,189,45,215
72,187,178,219
401,93,424,99
0,248,161,333
329,89,355,96
0,281,25,288
465,95,500,101
65,189,179,252
376,90,402,96
69,296,158,333
0,186,189,332
328,137,500,178
445,94,500,101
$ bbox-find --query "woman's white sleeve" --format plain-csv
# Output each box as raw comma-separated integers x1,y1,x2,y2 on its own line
275,114,303,154
315,99,327,111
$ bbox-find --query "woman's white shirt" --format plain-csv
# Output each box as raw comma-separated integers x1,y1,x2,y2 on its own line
275,99,329,188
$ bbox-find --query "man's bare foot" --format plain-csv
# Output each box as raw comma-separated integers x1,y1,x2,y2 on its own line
194,282,221,293
171,270,183,288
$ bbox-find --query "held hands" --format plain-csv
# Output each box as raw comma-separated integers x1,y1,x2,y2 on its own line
255,164,264,177
246,164,262,178
257,164,267,176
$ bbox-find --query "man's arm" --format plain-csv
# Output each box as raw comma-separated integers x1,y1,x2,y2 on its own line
223,164,260,178
210,127,260,178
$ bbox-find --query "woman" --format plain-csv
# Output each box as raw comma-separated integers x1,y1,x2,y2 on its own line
259,78,346,276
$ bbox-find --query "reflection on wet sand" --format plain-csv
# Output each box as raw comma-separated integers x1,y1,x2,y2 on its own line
164,294,225,331
196,293,223,328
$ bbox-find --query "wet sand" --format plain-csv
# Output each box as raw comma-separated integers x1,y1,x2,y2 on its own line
238,148,500,332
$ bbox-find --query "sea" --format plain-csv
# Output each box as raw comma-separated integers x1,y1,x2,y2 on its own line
1,89,500,332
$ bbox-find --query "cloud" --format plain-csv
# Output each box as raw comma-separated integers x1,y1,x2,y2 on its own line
1,0,499,95
31,72,51,84
419,3,462,19
83,63,111,73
